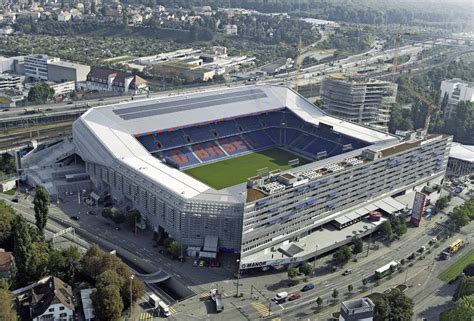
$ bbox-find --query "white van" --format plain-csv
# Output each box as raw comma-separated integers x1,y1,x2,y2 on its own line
273,291,288,302
158,300,171,317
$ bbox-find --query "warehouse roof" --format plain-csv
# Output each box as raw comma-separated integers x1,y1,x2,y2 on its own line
449,143,474,162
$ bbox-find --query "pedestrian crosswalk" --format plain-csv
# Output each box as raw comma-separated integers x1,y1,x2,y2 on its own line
139,312,154,320
169,306,177,314
251,302,270,317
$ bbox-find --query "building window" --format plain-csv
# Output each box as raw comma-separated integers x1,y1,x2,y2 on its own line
48,307,54,312
59,306,65,310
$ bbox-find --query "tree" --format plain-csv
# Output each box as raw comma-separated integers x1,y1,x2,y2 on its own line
13,215,32,280
93,285,123,321
33,187,49,234
0,200,15,244
167,240,181,257
352,237,363,255
463,263,474,277
348,284,353,293
369,293,391,320
27,82,55,103
452,206,470,227
441,295,474,321
97,270,124,290
28,240,51,280
381,221,393,240
386,288,414,320
316,296,323,306
299,262,313,276
333,245,352,265
332,289,339,299
121,276,145,308
48,246,81,283
454,276,474,301
0,288,17,321
391,216,407,236
435,196,449,211
288,267,298,280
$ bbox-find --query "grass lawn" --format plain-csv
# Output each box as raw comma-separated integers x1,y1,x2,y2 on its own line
438,249,474,282
184,148,309,190
3,189,16,196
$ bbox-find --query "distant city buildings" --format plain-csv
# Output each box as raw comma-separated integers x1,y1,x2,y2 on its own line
320,75,398,130
440,79,474,118
0,73,23,90
339,297,375,321
86,67,148,95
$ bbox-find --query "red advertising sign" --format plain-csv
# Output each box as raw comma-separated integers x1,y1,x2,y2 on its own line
410,192,426,227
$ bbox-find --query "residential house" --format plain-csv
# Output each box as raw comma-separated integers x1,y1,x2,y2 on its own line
0,249,15,279
57,11,71,22
13,276,75,321
86,67,148,95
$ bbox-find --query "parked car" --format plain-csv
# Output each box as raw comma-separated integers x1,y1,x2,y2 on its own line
301,283,314,292
193,260,198,267
210,260,220,267
288,292,301,301
342,269,353,276
11,198,18,203
70,216,80,221
199,260,205,267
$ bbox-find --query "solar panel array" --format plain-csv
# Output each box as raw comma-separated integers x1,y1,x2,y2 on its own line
113,88,267,120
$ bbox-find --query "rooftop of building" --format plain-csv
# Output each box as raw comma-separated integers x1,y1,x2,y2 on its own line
73,85,402,201
13,276,75,320
341,297,375,310
48,60,90,68
449,142,474,162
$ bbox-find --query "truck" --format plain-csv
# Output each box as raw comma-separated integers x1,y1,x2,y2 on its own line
210,289,224,312
441,239,464,259
149,294,171,317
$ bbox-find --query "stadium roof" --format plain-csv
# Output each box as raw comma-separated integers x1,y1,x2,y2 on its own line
449,143,474,163
73,85,399,200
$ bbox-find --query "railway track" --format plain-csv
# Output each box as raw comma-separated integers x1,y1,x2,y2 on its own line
0,124,72,150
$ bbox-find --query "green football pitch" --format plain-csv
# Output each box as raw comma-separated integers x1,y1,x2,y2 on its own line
184,148,310,190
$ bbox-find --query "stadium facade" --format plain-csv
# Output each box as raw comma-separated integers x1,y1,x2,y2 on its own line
72,85,451,269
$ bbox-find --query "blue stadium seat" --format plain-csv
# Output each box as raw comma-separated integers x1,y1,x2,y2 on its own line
192,141,227,163
243,131,275,150
236,116,263,131
183,125,215,143
265,128,282,144
211,121,240,137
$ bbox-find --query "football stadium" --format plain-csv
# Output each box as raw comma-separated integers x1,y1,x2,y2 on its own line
72,85,452,270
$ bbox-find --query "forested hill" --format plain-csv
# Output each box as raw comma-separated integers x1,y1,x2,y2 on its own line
131,0,472,26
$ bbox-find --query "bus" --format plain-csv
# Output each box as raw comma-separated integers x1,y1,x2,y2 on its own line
375,261,400,278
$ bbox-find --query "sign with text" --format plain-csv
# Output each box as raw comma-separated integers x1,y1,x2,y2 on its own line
410,192,426,227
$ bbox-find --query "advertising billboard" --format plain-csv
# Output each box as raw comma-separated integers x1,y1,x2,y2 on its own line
410,192,426,227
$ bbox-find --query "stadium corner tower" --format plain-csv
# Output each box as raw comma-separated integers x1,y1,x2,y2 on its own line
73,85,452,270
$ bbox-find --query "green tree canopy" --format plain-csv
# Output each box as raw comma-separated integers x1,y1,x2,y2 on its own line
33,187,49,234
167,240,181,257
333,245,352,265
27,82,55,103
332,289,339,299
93,285,123,321
298,261,313,276
288,267,298,279
13,215,32,281
0,288,17,321
352,237,363,254
0,201,16,244
440,295,474,321
381,221,393,240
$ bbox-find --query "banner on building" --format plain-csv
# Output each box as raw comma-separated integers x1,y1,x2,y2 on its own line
410,192,426,227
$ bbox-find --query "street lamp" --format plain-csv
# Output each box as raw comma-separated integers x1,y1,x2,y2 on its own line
129,275,134,320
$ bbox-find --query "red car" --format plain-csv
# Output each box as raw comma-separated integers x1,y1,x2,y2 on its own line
288,292,301,301
210,260,221,267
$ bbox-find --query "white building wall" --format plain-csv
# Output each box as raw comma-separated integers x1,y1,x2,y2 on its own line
33,303,74,321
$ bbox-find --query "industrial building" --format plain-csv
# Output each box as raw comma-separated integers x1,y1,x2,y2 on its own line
47,60,91,84
339,298,375,321
24,54,60,81
320,75,397,130
23,85,451,271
